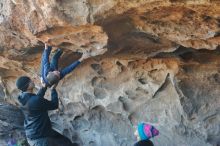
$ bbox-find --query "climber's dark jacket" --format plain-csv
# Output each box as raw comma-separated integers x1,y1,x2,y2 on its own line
41,46,81,86
17,87,58,140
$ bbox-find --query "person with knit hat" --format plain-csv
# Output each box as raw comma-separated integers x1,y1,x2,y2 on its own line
16,75,58,146
41,43,90,87
134,123,159,146
16,76,77,146
16,76,35,92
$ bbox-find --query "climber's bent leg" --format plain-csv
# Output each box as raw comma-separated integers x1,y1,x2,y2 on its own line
50,49,63,70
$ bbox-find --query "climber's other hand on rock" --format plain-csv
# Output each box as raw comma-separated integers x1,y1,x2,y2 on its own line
45,39,52,48
79,51,90,62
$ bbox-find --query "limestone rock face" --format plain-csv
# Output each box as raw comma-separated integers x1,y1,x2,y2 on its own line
0,0,220,146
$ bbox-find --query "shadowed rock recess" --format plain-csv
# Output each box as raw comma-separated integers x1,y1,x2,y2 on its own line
0,0,220,146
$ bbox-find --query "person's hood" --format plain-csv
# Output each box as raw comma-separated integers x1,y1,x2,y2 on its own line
18,92,34,106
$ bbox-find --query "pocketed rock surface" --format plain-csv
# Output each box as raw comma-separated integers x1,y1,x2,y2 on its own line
0,0,220,146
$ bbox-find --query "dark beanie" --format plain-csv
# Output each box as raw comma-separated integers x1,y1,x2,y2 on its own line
134,140,154,146
16,76,31,92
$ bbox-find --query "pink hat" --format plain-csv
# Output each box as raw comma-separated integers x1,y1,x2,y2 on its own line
137,123,159,140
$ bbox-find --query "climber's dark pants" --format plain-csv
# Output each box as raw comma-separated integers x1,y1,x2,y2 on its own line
27,130,78,146
41,48,62,75
27,137,48,146
50,49,63,71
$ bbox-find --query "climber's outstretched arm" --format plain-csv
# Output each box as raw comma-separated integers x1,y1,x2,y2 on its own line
59,60,80,79
59,52,90,79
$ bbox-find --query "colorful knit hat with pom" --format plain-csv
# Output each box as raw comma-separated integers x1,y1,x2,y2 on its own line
137,123,159,140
